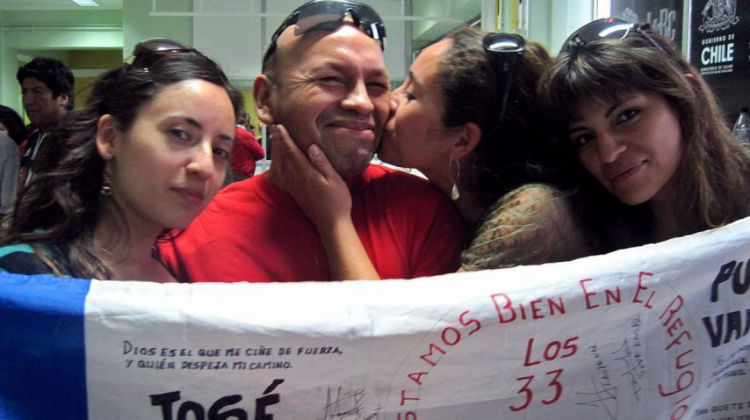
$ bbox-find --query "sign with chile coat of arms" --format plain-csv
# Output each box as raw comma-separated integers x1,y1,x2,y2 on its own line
689,0,750,122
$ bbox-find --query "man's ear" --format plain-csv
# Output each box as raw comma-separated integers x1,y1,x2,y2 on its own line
254,75,276,125
95,114,120,161
57,93,70,108
451,122,481,160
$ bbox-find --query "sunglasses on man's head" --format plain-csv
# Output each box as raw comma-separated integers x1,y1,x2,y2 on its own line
560,17,665,55
483,32,525,128
262,0,387,68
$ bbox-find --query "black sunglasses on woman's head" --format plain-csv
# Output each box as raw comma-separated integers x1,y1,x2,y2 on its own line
483,32,525,128
560,17,665,55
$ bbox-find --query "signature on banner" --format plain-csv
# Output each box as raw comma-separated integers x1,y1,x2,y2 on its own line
317,386,381,420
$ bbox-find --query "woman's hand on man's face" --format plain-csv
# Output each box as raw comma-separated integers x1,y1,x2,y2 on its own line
270,124,352,231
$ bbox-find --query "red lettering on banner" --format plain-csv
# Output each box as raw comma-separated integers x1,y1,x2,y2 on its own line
408,372,428,386
459,311,482,336
666,317,684,337
400,390,420,406
441,327,461,346
530,299,544,319
390,267,706,419
604,287,622,305
492,294,567,323
580,279,598,309
660,295,684,327
660,296,693,351
509,375,534,411
580,278,625,309
523,339,541,367
492,293,517,323
524,337,580,367
549,298,566,316
675,349,695,369
633,271,655,308
509,369,566,412
419,343,445,367
659,369,694,397
526,298,566,318
400,307,488,404
666,330,692,352
655,294,695,420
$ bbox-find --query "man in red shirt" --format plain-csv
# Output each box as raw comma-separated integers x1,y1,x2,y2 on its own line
159,0,465,282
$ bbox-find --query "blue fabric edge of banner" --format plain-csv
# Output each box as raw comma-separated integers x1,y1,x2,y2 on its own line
0,273,91,420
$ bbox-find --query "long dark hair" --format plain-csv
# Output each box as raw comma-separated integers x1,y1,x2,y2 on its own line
438,26,557,209
540,24,750,249
3,45,242,278
0,105,28,145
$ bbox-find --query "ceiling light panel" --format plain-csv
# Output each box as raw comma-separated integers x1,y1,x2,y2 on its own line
71,0,100,6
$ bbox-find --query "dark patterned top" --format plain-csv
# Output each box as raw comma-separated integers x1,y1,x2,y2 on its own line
0,244,182,281
0,244,73,276
461,184,592,270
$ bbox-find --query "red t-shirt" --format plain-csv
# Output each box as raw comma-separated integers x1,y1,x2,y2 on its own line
230,127,265,176
159,165,466,282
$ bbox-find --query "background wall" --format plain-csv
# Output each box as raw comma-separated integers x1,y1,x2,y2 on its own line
0,8,122,115
123,0,191,58
2,0,709,123
1,0,599,118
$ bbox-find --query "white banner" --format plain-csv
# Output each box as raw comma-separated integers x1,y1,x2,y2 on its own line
2,217,750,420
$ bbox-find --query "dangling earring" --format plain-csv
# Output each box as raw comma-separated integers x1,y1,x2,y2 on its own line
100,171,113,197
449,157,460,201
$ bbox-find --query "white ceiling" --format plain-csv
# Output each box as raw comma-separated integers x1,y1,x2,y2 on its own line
0,0,122,10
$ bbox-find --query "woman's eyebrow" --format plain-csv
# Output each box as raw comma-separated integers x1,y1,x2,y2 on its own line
408,70,423,89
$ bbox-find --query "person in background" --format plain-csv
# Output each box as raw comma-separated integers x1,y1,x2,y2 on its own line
230,111,265,182
159,0,466,282
16,57,75,186
0,105,28,146
0,39,240,281
0,106,22,216
274,26,590,277
539,17,750,251
238,111,251,130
